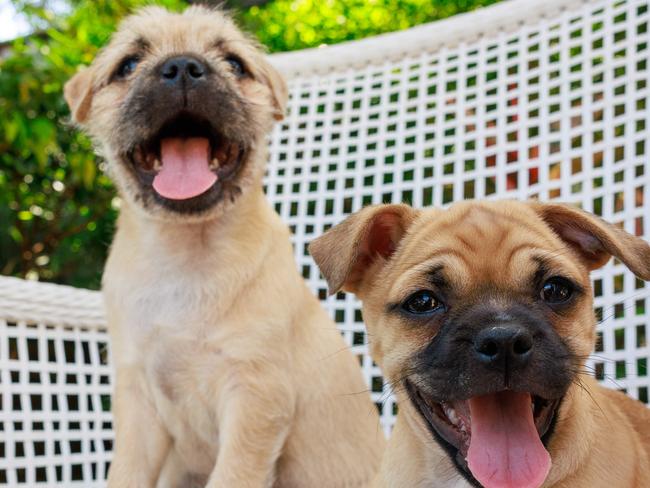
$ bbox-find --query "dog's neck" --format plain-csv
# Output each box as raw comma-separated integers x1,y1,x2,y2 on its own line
102,185,306,333
117,188,274,255
375,413,466,488
104,188,297,308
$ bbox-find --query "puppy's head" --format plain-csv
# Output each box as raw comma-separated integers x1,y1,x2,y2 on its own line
64,6,287,219
311,201,650,488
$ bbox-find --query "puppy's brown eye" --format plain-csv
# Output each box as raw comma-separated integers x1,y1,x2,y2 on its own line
541,277,574,304
116,56,140,78
225,55,246,77
402,291,442,315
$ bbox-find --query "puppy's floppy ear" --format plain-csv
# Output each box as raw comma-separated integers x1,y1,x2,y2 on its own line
258,58,288,121
64,67,95,124
309,204,417,295
531,202,650,279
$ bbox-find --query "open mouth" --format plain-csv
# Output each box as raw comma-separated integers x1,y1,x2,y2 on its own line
405,380,561,488
127,113,246,202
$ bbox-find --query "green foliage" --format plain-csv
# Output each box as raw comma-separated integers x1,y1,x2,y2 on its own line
239,0,501,52
1,0,499,289
0,0,184,288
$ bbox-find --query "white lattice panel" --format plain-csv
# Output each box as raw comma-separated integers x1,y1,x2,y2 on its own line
0,0,649,483
0,277,112,486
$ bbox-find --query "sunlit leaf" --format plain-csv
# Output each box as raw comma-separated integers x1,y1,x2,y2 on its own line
17,210,33,221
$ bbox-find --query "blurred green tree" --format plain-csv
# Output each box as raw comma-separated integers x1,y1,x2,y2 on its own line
0,0,184,289
0,0,499,289
239,0,500,52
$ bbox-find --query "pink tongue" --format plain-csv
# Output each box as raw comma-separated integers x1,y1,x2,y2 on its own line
467,391,551,488
153,138,217,200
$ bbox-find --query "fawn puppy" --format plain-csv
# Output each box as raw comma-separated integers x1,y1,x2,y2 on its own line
311,200,650,488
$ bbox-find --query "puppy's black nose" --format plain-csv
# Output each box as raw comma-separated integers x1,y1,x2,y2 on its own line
161,56,206,84
474,326,533,367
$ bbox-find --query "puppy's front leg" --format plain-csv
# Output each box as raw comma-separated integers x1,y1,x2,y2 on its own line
206,377,295,488
108,367,171,488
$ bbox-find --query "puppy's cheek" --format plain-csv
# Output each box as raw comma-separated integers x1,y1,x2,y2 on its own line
569,328,596,359
235,145,266,185
553,314,595,359
83,90,128,142
382,329,430,380
240,82,277,126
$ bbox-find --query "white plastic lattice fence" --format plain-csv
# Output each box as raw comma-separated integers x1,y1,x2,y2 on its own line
0,278,111,486
1,0,649,484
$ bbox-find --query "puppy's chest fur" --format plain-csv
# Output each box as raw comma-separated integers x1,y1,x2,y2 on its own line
146,330,231,474
104,266,243,472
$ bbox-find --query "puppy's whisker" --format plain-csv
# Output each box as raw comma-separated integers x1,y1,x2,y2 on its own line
337,388,373,397
571,375,608,420
596,300,646,326
377,375,412,404
588,354,638,366
317,340,374,361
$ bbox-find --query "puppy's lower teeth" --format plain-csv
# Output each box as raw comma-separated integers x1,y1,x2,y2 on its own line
153,159,162,171
444,405,459,426
210,158,220,169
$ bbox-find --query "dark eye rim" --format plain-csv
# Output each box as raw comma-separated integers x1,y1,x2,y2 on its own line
225,54,247,77
401,290,445,316
540,276,577,305
112,55,141,81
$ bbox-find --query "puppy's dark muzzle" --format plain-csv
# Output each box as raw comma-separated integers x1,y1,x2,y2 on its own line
406,303,573,487
411,302,574,402
116,53,251,152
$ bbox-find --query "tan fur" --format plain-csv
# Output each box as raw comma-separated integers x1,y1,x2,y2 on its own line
311,200,650,488
65,6,383,487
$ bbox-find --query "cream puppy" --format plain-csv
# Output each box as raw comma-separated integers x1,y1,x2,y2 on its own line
64,6,384,487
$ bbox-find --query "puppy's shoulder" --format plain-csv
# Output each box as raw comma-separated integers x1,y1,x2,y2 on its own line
601,387,650,441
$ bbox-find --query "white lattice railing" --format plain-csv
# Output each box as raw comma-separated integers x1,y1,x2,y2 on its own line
0,278,111,486
1,0,649,484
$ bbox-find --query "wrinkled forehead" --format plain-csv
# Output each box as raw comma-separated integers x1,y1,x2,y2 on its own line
392,203,586,292
117,7,246,51
91,7,255,80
